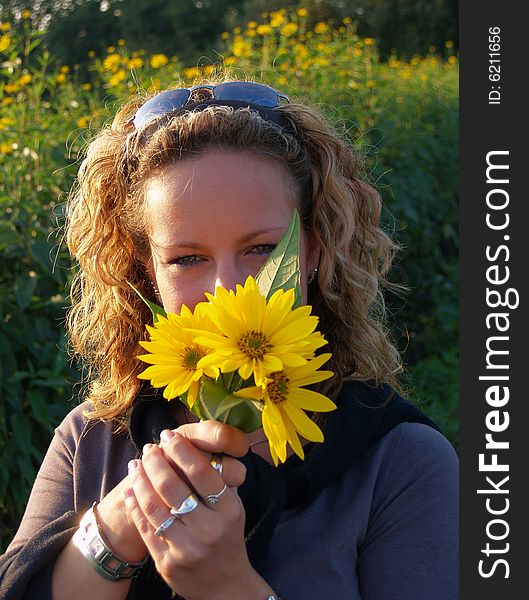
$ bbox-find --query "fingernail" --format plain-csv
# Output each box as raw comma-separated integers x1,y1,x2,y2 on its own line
128,459,138,474
123,487,135,500
160,429,175,444
142,443,154,455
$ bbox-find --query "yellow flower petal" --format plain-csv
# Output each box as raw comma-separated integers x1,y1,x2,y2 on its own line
281,402,325,442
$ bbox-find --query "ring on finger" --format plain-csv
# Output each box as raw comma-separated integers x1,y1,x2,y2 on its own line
203,483,228,506
154,494,199,537
210,453,223,476
155,513,178,536
170,493,200,517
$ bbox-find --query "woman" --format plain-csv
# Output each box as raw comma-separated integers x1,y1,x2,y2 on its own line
0,80,458,599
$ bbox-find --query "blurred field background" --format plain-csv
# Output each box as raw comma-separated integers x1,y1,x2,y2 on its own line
0,0,458,551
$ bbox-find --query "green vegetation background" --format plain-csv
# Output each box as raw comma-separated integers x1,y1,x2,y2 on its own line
0,1,458,552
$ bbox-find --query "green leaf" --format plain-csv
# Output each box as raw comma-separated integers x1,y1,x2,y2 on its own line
15,272,37,310
196,377,232,420
11,414,32,449
127,281,167,323
218,400,263,433
255,209,302,307
196,378,262,433
28,390,53,433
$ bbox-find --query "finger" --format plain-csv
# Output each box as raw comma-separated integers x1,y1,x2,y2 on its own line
129,450,196,533
173,420,250,458
158,432,241,513
123,485,167,556
159,430,247,488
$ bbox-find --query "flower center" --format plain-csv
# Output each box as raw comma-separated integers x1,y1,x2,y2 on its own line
266,371,289,404
182,346,205,371
238,330,272,359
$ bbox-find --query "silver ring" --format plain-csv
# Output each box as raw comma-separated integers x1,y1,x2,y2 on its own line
155,513,178,536
203,483,228,506
154,494,199,536
170,493,200,517
210,453,223,476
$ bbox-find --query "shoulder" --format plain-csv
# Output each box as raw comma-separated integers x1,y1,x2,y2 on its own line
368,421,458,493
383,421,458,470
51,401,135,507
361,421,459,536
51,401,130,465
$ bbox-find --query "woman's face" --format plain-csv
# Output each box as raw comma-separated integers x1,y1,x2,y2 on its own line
143,149,319,314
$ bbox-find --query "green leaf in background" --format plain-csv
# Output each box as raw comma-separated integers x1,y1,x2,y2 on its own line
255,209,302,308
128,281,167,323
15,272,38,311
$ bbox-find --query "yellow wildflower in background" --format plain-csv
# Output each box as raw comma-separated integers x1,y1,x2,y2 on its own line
82,82,92,91
0,34,10,52
55,73,67,85
150,53,169,69
0,142,13,155
108,69,126,86
270,11,285,28
297,8,308,18
103,53,120,71
127,57,144,69
366,79,377,88
60,65,70,73
281,23,298,37
76,116,89,128
0,22,10,31
22,9,31,19
138,304,220,407
195,276,327,386
257,24,272,35
364,37,376,46
18,73,32,86
0,117,15,130
232,36,251,57
314,22,329,34
236,353,335,465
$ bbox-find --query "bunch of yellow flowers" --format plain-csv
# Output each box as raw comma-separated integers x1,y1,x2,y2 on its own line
136,211,336,465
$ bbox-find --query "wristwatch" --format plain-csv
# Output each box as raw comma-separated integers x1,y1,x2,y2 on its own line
73,501,149,581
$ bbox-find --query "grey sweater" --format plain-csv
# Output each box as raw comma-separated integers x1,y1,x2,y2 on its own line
3,402,458,599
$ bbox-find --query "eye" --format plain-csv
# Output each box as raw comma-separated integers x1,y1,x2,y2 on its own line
250,243,277,255
168,255,204,267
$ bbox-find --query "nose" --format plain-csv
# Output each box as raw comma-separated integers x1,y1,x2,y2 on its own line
212,262,247,295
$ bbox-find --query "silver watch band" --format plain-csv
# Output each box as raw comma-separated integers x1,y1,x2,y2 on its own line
73,501,148,582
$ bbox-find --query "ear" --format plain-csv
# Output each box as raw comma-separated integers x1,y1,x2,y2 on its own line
307,231,321,273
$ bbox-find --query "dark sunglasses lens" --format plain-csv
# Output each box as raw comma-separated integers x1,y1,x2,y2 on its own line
214,82,278,108
133,89,191,129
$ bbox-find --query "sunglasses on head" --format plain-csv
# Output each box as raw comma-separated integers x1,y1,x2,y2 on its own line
129,81,290,131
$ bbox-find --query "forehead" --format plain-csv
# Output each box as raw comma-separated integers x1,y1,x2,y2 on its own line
143,150,298,235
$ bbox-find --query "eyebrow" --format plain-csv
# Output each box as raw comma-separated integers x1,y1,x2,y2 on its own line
150,227,287,250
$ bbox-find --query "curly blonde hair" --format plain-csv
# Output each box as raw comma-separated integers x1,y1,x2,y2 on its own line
66,83,403,426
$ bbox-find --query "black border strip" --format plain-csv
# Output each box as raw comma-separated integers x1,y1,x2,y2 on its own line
460,1,527,595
